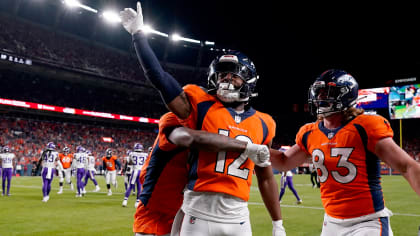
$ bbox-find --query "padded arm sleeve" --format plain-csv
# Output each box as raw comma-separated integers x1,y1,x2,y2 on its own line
132,32,183,104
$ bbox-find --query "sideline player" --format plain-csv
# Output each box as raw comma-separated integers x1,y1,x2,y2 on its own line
0,146,16,196
36,142,60,202
269,69,420,235
278,170,302,204
83,149,100,192
122,143,148,208
123,150,134,194
73,146,87,197
102,148,121,196
57,146,74,194
120,3,284,235
134,112,272,236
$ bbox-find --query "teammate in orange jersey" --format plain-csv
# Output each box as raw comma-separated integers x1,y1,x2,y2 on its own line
269,69,420,236
135,112,273,236
120,3,284,235
102,148,121,196
57,147,74,194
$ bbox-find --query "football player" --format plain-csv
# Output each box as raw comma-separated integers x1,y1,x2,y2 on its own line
0,146,16,196
83,150,100,192
123,150,134,194
134,112,273,236
278,170,302,204
72,146,87,197
122,143,148,208
36,142,60,202
102,148,121,196
269,69,420,235
57,146,74,194
120,4,285,235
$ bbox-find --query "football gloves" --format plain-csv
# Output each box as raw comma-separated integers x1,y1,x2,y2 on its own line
120,2,144,35
272,220,286,236
243,143,271,167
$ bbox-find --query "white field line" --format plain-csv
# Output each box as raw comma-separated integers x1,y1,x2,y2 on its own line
10,184,420,217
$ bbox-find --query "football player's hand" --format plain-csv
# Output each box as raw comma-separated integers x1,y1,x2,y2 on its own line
272,220,286,236
119,1,144,35
243,143,271,167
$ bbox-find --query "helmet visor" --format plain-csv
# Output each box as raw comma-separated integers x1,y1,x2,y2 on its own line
214,62,251,80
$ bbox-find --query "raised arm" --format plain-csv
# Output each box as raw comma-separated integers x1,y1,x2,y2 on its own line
120,2,191,119
375,137,420,197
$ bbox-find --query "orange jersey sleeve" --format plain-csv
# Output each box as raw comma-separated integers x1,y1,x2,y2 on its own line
135,112,189,234
180,85,276,201
295,114,393,219
59,153,73,169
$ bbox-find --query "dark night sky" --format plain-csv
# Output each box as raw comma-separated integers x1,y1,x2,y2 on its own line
3,0,420,120
128,1,420,113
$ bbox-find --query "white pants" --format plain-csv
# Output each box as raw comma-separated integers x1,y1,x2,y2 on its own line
178,211,252,236
105,170,117,185
58,168,72,183
321,209,393,236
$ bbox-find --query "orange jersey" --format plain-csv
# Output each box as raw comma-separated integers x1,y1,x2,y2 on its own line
296,114,393,219
59,153,73,169
134,112,188,234
180,84,276,201
102,156,118,171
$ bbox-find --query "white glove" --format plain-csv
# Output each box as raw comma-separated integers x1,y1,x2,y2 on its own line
243,143,271,167
119,2,144,35
272,220,286,236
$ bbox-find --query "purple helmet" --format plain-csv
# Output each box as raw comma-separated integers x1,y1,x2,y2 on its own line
126,150,132,156
86,149,92,155
46,142,56,150
133,143,144,152
2,146,10,152
76,146,85,153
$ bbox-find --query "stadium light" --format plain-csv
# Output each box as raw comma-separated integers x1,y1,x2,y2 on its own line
205,41,215,46
102,10,121,23
171,33,200,44
142,25,169,37
63,0,98,13
171,33,181,42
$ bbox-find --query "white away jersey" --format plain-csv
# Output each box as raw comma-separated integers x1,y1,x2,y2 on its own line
41,150,58,168
0,153,16,168
73,152,87,169
129,151,148,170
86,155,96,170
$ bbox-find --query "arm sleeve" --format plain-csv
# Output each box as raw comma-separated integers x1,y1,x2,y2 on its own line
132,32,183,104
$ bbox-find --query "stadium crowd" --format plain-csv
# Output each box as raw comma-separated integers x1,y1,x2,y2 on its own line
0,14,145,83
0,115,157,176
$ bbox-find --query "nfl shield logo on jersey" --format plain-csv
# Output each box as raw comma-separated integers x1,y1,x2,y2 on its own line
189,216,196,224
327,132,334,139
234,115,241,124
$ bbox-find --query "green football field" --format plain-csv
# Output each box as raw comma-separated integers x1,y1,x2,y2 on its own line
0,174,419,235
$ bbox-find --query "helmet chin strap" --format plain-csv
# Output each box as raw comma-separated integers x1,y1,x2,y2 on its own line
216,82,240,103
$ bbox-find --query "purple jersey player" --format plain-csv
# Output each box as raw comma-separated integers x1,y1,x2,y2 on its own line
36,142,60,202
279,170,302,204
73,146,87,197
0,146,16,196
122,143,147,208
83,150,100,192
278,146,302,204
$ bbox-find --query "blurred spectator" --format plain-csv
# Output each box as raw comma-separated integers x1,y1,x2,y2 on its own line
0,115,157,176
